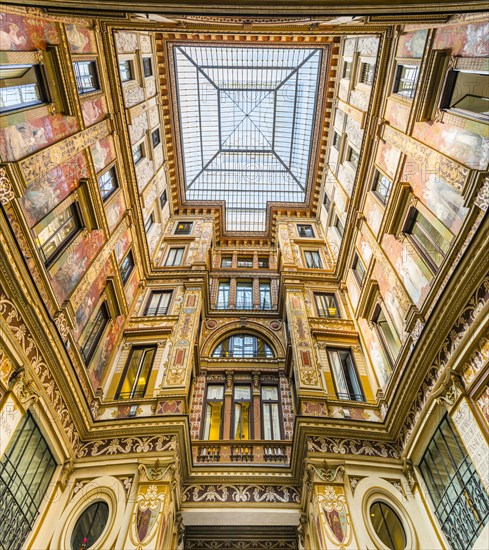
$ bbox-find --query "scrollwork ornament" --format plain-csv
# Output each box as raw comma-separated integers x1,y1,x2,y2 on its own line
434,370,465,410
402,459,417,492
474,177,489,212
0,167,15,205
54,311,70,342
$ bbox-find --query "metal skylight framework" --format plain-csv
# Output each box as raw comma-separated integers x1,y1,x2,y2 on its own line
173,45,323,232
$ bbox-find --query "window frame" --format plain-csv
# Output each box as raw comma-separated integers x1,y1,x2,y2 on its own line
211,334,274,359
165,247,185,267
115,345,157,400
120,249,134,286
160,190,167,209
216,280,230,310
144,290,173,316
221,256,233,268
304,250,323,269
236,256,253,268
80,300,110,364
236,281,253,310
174,221,193,235
372,170,392,205
132,142,144,165
231,385,253,440
144,212,155,234
151,128,161,148
202,383,225,440
97,166,119,202
142,57,153,78
0,63,49,114
352,253,366,287
327,347,365,402
73,60,100,95
372,303,400,367
297,224,315,238
258,257,269,269
259,281,272,310
315,292,340,318
393,62,419,99
118,59,134,83
261,384,283,441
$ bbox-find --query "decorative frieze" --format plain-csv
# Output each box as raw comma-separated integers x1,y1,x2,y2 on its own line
181,484,300,504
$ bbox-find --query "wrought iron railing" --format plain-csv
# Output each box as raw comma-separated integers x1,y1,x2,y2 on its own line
0,473,36,550
193,441,290,465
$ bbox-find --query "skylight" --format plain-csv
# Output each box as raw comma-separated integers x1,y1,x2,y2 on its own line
173,45,323,232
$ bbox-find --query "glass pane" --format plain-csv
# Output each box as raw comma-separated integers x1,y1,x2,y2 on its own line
370,502,406,550
71,501,109,550
234,386,251,400
207,385,224,400
261,386,278,401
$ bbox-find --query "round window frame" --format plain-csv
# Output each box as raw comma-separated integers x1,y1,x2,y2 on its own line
363,489,416,550
70,499,110,550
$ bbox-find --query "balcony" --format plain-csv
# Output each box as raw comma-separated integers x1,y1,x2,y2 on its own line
193,441,291,465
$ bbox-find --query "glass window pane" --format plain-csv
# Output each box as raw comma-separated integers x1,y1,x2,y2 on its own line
71,502,109,550
370,502,406,550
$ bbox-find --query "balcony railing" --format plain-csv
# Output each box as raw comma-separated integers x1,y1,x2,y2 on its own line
316,308,340,318
212,350,274,359
193,441,290,465
144,306,169,316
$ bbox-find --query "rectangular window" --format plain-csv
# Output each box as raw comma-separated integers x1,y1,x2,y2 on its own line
334,215,344,237
120,250,134,285
36,203,82,265
133,143,144,164
305,250,322,269
328,348,364,402
405,208,450,272
259,282,272,310
145,213,154,233
360,62,375,85
98,167,118,201
332,131,340,149
297,224,314,238
352,253,366,286
73,61,99,94
165,247,184,266
323,192,331,213
119,60,133,82
80,301,109,364
258,257,269,269
0,412,56,550
203,384,224,440
342,61,352,79
221,256,233,268
143,57,153,77
174,221,193,235
151,128,161,148
0,64,47,113
115,346,156,399
419,416,489,550
216,281,230,309
315,293,340,318
233,386,252,440
236,282,253,310
393,64,419,99
237,257,253,268
346,146,359,168
441,70,489,122
262,386,281,440
160,190,167,209
373,304,400,364
144,290,172,316
372,170,392,204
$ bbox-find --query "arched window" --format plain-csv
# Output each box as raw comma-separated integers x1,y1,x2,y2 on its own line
212,334,274,358
370,501,406,550
71,501,109,550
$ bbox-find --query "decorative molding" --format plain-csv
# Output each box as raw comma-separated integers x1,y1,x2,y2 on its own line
307,436,401,459
76,434,176,457
0,167,15,206
181,484,301,504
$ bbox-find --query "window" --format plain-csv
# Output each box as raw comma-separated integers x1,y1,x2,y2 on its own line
174,221,193,235
352,253,366,286
233,386,252,440
144,213,154,233
115,346,156,399
404,208,450,272
0,413,56,550
212,334,273,358
144,290,172,316
237,256,253,268
419,416,489,550
359,62,375,85
71,501,109,550
346,145,359,168
328,348,364,401
216,281,230,309
120,250,134,285
261,386,281,440
203,384,224,440
372,171,392,204
259,282,272,310
151,128,161,148
236,282,253,309
133,143,144,164
119,60,133,82
334,215,344,238
73,61,99,94
143,57,153,77
160,190,167,209
165,247,184,266
342,61,352,79
370,502,406,550
373,305,401,365
315,293,340,318
323,192,331,213
332,131,340,149
258,257,269,269
80,301,109,364
98,167,118,201
221,256,233,268
305,250,322,269
0,64,47,113
441,69,489,122
297,224,314,238
36,203,82,266
393,64,418,99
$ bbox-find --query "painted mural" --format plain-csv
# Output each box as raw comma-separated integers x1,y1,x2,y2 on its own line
21,152,88,227
359,317,390,386
384,99,410,133
90,136,116,173
477,385,489,428
114,228,132,263
433,21,489,57
315,485,353,548
124,269,139,310
364,194,383,236
51,229,105,303
81,96,107,127
0,12,59,50
0,115,79,162
397,29,428,58
105,190,126,233
66,24,97,53
89,314,124,391
375,140,401,180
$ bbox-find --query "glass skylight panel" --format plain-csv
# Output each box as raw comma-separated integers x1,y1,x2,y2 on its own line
173,45,323,232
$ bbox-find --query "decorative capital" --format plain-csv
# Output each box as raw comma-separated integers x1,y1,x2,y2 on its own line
402,459,418,492
9,368,40,410
434,370,465,410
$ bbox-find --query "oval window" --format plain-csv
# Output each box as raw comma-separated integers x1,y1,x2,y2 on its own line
71,501,109,550
370,501,406,550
